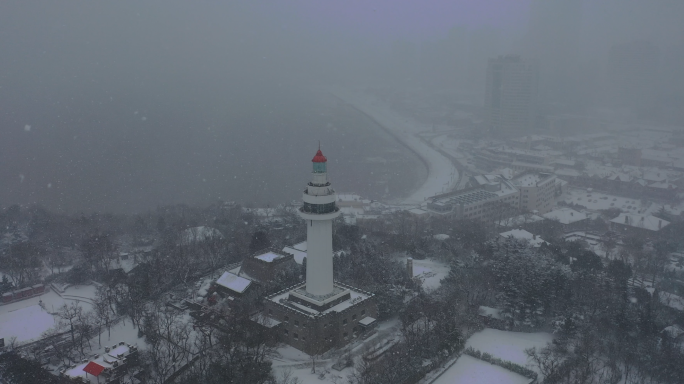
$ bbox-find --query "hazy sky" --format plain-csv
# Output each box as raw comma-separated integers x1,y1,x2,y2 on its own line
1,1,683,213
292,0,531,40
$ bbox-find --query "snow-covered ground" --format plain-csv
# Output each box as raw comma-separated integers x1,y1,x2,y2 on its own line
465,329,552,368
333,90,459,205
428,329,553,384
412,259,450,291
0,284,96,344
0,305,55,343
395,253,450,292
432,355,530,384
659,291,684,311
271,318,402,384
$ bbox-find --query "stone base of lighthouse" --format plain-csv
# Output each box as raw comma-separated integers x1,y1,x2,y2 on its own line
262,282,378,355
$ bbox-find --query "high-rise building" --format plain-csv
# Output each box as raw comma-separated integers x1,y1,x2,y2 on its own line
484,55,539,136
261,148,378,355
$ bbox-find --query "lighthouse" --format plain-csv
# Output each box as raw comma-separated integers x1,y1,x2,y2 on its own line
299,147,340,297
261,145,378,355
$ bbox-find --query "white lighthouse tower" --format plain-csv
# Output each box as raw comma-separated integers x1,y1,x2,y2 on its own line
261,146,378,355
299,147,340,297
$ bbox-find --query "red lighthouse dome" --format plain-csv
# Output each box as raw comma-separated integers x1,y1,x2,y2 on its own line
312,149,327,163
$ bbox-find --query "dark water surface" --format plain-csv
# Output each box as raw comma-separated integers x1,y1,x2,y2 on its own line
1,84,425,213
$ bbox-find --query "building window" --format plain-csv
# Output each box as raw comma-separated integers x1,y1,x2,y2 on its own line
285,316,289,323
268,309,272,315
343,319,348,325
361,309,366,315
303,336,306,341
352,314,357,320
294,333,298,340
344,332,348,339
295,320,299,327
284,329,289,335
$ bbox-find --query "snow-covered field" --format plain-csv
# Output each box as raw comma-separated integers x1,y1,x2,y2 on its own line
0,284,96,344
429,329,553,384
412,259,450,291
0,305,55,343
465,329,552,367
333,90,459,205
432,355,530,384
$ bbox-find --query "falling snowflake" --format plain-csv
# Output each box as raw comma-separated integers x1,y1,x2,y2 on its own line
24,125,31,131
19,174,25,183
47,183,52,188
141,117,147,121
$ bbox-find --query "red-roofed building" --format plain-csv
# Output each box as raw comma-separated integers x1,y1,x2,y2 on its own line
83,361,105,377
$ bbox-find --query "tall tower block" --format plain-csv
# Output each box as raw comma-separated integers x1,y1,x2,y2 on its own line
299,148,340,297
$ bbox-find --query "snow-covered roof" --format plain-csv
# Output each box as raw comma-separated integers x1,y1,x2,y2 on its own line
641,169,667,182
512,173,551,187
283,242,307,264
254,251,285,263
499,229,546,247
610,214,669,231
543,208,587,225
493,167,515,180
358,316,377,326
608,173,632,182
250,313,282,328
215,272,251,294
282,247,306,264
555,168,580,177
292,241,307,252
268,285,370,317
648,182,677,189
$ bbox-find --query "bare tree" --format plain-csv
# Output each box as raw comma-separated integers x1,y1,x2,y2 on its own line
2,242,41,287
81,232,118,273
143,302,194,384
94,291,115,346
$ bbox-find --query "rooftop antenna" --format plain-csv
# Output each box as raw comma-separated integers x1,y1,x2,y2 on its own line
318,140,321,151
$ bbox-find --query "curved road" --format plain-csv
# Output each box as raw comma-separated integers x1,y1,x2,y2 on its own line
332,90,459,206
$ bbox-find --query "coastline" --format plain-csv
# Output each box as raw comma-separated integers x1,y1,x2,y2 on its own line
331,89,459,206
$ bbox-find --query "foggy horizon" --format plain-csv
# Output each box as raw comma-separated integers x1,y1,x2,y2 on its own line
2,1,684,213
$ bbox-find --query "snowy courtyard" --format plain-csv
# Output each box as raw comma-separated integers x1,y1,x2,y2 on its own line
432,354,530,384
0,284,96,344
0,305,55,344
430,329,553,384
411,258,450,291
